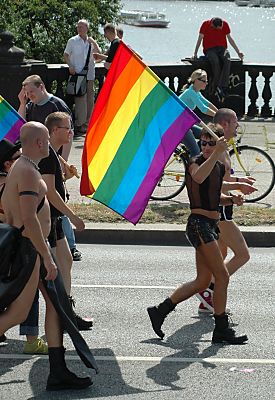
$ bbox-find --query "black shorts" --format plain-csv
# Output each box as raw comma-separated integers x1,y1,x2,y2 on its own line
219,205,233,222
186,213,220,249
48,217,65,248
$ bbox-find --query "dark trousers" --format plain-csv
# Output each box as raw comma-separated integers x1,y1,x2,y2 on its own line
205,46,231,91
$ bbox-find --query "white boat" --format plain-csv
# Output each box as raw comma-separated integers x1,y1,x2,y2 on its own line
235,0,250,6
120,10,170,28
235,0,275,6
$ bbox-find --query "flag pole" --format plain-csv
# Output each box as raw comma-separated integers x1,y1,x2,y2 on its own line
199,120,219,141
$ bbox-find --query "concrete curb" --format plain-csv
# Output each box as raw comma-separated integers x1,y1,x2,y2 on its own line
75,224,275,247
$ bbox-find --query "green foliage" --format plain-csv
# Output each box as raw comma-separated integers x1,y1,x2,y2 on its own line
0,0,122,63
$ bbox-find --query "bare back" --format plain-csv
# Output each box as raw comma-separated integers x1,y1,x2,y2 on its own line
2,159,51,239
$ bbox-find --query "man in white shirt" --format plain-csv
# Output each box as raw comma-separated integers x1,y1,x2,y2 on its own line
64,19,100,135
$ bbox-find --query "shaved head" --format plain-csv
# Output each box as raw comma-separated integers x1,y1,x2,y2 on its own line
20,121,49,146
20,122,49,159
213,108,236,125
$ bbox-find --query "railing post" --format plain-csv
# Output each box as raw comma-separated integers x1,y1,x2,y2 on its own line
260,70,273,118
247,70,259,118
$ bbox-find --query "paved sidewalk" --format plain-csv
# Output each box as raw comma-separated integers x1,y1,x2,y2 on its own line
66,120,275,207
74,222,275,247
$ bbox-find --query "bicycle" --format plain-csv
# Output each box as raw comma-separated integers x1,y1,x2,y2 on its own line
150,144,189,201
229,126,275,202
151,127,275,202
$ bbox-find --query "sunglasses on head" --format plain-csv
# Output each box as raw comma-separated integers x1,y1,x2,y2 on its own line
197,77,208,83
201,140,216,147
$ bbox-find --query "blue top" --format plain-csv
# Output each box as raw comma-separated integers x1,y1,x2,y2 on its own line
179,85,210,114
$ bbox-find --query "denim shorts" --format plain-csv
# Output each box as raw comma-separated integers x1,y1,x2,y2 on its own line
186,213,220,249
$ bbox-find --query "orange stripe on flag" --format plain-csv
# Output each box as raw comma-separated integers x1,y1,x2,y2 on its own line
85,55,145,166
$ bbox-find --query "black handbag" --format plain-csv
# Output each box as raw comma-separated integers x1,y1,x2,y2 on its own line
66,44,91,97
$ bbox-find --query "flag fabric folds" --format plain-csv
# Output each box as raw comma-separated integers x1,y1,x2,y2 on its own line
80,42,200,224
0,95,25,143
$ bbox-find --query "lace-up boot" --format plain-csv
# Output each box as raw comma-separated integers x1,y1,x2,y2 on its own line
147,298,176,339
212,313,248,345
68,296,93,330
46,346,92,391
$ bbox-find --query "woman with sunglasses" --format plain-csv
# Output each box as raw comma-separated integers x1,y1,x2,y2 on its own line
147,124,248,345
179,69,218,157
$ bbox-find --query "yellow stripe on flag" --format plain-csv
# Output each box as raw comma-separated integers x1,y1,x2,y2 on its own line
88,69,159,190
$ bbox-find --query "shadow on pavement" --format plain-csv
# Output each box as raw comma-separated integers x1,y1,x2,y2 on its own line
144,315,221,390
0,339,30,387
27,348,145,399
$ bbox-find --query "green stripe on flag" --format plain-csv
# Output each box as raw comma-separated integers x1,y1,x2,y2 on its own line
94,82,170,204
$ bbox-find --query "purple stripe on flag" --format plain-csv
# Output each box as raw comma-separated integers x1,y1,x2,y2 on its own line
5,119,24,143
123,109,199,224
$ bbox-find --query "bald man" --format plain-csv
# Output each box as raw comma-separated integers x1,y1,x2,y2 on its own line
0,122,92,390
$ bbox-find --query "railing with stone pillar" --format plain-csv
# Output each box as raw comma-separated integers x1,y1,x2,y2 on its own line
45,62,275,120
245,64,275,119
1,32,275,119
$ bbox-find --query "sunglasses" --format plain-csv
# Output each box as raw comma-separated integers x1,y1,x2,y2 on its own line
197,78,208,83
201,140,216,147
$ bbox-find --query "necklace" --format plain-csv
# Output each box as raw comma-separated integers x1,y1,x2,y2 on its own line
21,155,40,171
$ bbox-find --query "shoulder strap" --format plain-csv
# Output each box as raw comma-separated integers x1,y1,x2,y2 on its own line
84,43,91,70
0,183,5,200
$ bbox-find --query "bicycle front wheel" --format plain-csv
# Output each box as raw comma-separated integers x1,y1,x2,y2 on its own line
150,151,187,201
229,145,275,202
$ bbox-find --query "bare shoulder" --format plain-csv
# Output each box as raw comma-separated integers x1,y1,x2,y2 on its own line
9,160,42,194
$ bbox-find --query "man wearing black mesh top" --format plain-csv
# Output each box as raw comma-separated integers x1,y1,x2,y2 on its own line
147,124,248,345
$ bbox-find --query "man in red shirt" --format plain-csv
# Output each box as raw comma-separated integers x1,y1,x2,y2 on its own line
193,17,244,99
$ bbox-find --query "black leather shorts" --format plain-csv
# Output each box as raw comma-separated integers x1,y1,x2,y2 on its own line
186,213,220,249
48,217,65,248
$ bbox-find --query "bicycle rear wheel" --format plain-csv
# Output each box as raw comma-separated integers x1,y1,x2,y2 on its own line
229,145,275,202
150,149,187,201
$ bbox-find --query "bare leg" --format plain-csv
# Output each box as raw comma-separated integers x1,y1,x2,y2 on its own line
170,251,212,304
148,239,229,339
196,241,229,315
39,281,62,347
219,220,250,276
0,257,40,335
55,237,73,294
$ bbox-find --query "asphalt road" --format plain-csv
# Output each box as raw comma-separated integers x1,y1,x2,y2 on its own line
0,244,274,399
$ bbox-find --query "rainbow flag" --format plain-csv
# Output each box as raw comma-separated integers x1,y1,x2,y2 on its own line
80,42,200,224
0,95,25,143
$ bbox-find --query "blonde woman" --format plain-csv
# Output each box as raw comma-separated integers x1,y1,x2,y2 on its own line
179,69,218,157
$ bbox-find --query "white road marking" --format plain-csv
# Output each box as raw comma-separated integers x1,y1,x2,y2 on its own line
0,354,274,365
72,284,175,289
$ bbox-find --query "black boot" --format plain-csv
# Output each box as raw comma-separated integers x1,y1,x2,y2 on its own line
68,296,93,330
147,298,176,339
46,346,92,391
212,313,248,345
